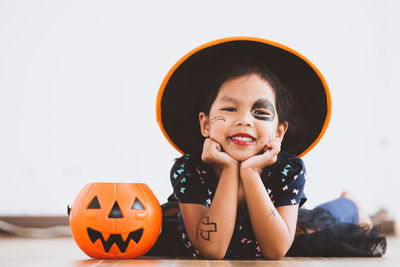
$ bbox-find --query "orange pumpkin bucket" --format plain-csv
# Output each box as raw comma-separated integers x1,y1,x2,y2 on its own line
69,183,162,258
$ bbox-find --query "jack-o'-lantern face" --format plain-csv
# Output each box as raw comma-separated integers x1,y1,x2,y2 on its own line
69,183,162,259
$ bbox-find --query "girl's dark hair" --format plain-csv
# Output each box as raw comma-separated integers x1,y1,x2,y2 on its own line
199,57,300,131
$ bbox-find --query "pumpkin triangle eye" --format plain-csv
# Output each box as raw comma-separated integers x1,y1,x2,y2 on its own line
131,198,145,210
87,196,101,209
108,201,123,218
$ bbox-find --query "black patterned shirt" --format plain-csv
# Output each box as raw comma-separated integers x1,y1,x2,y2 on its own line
169,151,307,258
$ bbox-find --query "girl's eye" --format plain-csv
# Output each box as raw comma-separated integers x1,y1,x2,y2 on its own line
222,107,236,112
253,109,272,116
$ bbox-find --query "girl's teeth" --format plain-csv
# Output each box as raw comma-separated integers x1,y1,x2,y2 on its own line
231,137,254,141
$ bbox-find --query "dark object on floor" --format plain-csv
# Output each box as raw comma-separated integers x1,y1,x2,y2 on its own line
145,202,187,256
287,208,386,257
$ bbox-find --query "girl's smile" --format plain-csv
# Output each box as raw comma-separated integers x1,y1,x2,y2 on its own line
199,73,288,162
228,133,256,146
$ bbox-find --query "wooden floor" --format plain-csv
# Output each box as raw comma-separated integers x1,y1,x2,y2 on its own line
0,235,399,267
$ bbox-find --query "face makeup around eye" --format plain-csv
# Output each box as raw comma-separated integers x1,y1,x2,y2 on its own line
251,98,276,121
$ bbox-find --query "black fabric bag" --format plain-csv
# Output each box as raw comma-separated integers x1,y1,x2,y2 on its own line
287,208,386,257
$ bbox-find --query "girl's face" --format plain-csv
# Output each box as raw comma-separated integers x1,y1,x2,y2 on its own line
199,73,288,162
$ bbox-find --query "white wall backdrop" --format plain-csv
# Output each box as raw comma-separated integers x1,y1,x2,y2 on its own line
1,0,399,220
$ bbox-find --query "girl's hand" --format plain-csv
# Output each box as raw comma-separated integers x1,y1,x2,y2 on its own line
201,138,238,170
240,138,281,175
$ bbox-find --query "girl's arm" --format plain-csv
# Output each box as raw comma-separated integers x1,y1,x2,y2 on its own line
239,139,299,259
180,164,239,259
179,138,239,259
240,168,298,259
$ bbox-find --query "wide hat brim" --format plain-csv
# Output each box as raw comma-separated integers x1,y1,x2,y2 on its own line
156,37,331,157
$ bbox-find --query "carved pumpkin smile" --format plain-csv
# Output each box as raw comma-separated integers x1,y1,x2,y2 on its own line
69,183,162,258
87,227,144,253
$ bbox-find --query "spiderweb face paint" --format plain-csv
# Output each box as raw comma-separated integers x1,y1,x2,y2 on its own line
251,98,275,121
211,116,230,144
211,116,226,123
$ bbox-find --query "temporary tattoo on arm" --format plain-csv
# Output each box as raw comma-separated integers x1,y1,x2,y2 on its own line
198,216,217,241
211,116,226,123
251,98,276,121
269,208,276,217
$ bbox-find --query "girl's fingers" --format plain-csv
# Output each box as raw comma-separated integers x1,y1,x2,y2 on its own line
265,138,281,151
208,138,223,153
262,139,281,162
203,138,223,161
215,143,221,152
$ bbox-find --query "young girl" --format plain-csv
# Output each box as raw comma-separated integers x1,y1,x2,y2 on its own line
153,37,386,259
170,64,304,259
